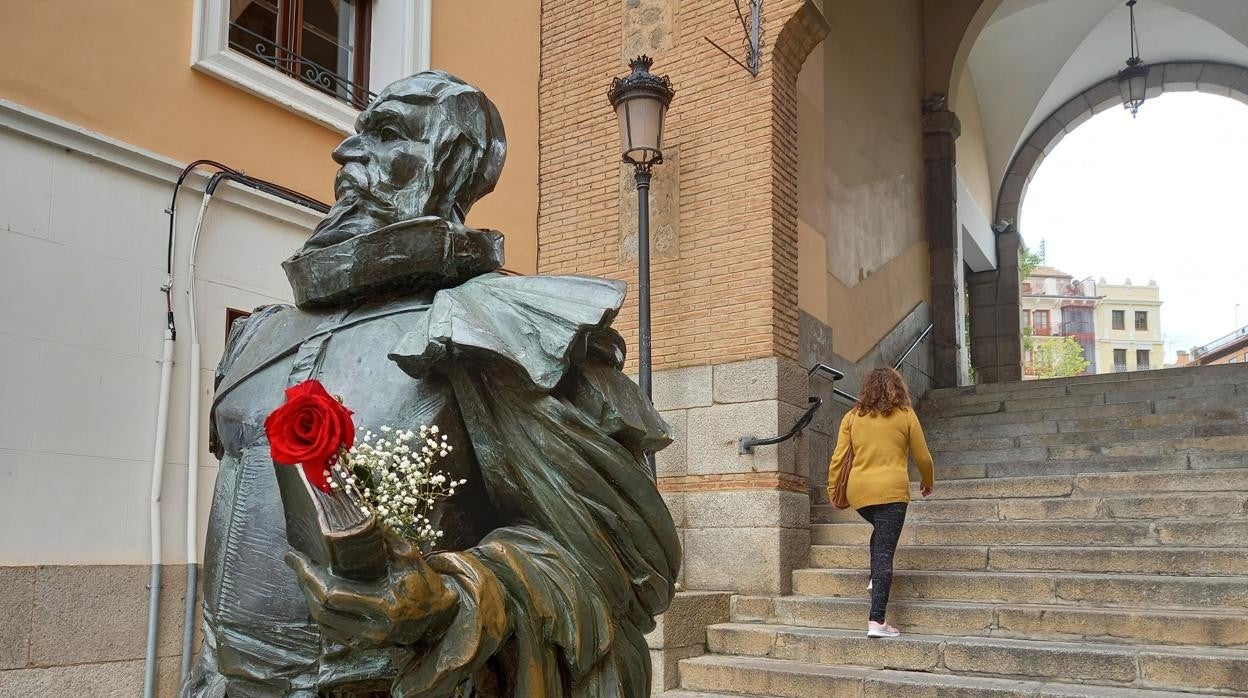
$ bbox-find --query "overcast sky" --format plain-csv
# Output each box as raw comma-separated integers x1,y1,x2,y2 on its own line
1021,91,1248,363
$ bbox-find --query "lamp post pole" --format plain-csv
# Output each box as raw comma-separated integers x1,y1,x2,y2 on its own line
609,56,674,479
636,168,653,404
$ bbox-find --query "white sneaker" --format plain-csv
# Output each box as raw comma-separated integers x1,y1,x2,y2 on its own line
867,621,900,638
867,579,873,591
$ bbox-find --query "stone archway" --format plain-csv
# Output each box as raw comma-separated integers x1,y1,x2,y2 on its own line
997,61,1248,225
970,61,1248,383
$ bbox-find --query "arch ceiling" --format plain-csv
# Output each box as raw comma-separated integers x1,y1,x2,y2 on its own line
968,0,1248,197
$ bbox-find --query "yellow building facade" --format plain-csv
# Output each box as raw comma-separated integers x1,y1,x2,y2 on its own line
1095,281,1164,373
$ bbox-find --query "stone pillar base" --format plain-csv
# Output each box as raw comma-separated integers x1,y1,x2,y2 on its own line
645,591,731,693
968,226,1024,383
651,358,813,597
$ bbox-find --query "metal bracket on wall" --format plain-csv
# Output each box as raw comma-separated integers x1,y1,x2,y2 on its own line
705,0,762,77
738,364,856,454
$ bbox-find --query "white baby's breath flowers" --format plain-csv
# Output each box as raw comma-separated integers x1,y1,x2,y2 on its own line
328,424,467,547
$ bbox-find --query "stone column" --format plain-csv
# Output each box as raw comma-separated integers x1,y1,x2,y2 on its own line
923,106,964,388
967,224,1023,383
644,591,731,693
653,358,812,597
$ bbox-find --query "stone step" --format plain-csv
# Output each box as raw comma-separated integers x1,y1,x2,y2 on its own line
679,654,1207,698
921,394,1248,430
931,433,1248,463
790,569,1248,610
922,406,1248,441
730,595,1248,648
918,407,1248,439
926,383,1246,419
913,468,1248,500
811,520,1248,547
924,399,1157,427
915,453,1248,482
923,369,1248,410
924,363,1248,400
810,545,1248,576
931,421,1248,455
699,624,1248,694
812,492,1248,523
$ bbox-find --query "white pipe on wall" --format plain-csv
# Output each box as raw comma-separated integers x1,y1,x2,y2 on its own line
186,191,212,562
143,332,175,698
180,189,214,682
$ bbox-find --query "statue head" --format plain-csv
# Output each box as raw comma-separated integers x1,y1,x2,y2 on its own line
303,71,507,250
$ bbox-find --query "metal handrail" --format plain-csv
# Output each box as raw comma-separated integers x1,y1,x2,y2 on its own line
737,324,933,454
894,323,933,371
737,364,847,454
1192,325,1248,358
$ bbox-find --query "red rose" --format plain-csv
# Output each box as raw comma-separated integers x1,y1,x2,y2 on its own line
264,379,355,492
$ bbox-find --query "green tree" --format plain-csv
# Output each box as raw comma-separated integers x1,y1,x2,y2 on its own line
1020,243,1043,280
1030,335,1090,378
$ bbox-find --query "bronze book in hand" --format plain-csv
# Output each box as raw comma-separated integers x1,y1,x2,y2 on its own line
274,463,388,582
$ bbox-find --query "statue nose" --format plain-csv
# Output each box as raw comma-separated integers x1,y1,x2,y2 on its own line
332,135,368,165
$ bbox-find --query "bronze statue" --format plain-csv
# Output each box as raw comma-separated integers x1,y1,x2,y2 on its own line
184,72,680,697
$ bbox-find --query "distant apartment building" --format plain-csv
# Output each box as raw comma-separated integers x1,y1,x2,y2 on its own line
1020,267,1164,378
1021,266,1099,377
1095,279,1164,373
1177,325,1248,366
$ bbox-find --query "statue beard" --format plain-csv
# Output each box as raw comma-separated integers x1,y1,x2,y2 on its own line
301,162,420,252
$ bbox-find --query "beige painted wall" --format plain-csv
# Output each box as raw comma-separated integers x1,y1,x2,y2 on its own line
431,1,539,274
955,65,994,216
0,2,343,202
0,0,540,273
797,0,930,360
924,0,993,100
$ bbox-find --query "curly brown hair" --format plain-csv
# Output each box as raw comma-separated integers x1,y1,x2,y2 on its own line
854,367,912,417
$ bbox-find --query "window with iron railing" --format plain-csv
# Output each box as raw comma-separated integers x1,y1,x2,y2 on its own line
1032,310,1051,335
229,0,373,110
1113,348,1127,371
1136,349,1151,371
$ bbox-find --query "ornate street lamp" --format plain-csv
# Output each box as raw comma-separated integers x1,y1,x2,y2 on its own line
609,55,674,477
1118,0,1148,117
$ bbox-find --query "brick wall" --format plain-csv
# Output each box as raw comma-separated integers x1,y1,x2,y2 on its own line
538,0,827,371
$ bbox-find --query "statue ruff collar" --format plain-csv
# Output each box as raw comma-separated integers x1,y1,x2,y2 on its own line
282,217,505,309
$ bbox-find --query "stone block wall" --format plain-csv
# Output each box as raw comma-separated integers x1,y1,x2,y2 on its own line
0,564,195,696
651,358,813,596
539,0,829,370
645,591,731,692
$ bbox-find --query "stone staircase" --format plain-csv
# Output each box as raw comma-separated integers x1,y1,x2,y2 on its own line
667,363,1248,697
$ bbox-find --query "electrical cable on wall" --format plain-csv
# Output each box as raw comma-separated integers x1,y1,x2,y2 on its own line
145,160,329,697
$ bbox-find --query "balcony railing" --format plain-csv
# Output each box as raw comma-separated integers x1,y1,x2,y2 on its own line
229,21,376,110
1026,322,1093,337
1113,363,1156,373
1192,325,1248,358
1022,280,1099,298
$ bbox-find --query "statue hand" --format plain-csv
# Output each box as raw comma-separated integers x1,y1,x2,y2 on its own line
285,529,458,648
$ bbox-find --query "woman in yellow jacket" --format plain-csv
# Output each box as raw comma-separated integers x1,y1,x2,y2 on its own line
827,368,934,638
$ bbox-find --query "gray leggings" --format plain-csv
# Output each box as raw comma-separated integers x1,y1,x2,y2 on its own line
857,502,908,623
